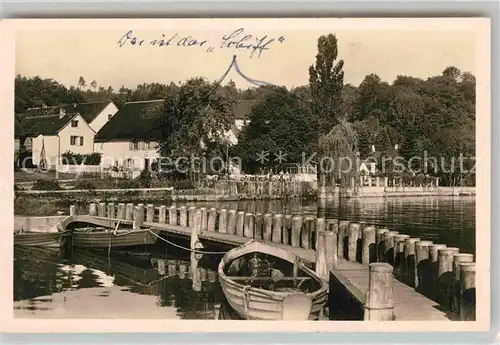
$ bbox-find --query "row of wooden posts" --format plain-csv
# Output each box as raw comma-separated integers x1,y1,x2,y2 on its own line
80,202,475,321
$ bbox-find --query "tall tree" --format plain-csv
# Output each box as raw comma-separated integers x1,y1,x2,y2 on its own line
308,34,345,135
232,87,316,174
78,76,86,90
159,78,235,179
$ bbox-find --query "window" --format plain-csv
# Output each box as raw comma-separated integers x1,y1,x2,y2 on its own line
70,136,84,146
108,114,113,120
145,141,150,150
133,142,139,150
127,159,133,167
71,120,78,128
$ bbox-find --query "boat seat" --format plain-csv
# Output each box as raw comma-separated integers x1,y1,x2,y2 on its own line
281,293,312,320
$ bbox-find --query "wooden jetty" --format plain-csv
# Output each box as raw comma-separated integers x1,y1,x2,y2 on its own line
68,202,475,321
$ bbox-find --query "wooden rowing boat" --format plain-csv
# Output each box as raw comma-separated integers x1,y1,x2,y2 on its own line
218,240,328,320
57,215,162,248
14,231,61,247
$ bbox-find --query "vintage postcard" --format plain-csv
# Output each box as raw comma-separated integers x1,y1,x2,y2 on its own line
0,18,491,333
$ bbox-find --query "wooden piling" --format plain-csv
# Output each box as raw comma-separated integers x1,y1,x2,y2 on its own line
207,208,217,232
136,204,144,227
324,229,338,270
89,203,97,216
315,218,326,251
393,234,409,280
98,202,106,217
137,203,145,224
376,228,389,262
362,226,376,264
254,213,264,240
169,205,177,225
125,203,134,220
236,211,245,237
146,204,154,222
158,205,167,223
132,206,139,229
308,217,317,250
428,244,447,301
291,216,303,248
326,219,339,233
283,215,292,245
191,209,203,250
218,209,228,233
188,206,196,227
315,230,328,281
69,205,76,216
301,216,312,250
244,213,255,238
383,231,398,265
452,253,474,314
179,206,188,227
415,240,433,291
347,223,361,262
263,213,273,241
338,220,350,260
227,210,237,235
272,214,283,243
200,207,208,231
437,247,460,309
117,203,126,219
364,263,394,321
459,262,476,321
106,203,115,218
404,238,420,287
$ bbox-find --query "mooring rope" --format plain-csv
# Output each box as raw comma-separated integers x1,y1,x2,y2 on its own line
146,229,227,255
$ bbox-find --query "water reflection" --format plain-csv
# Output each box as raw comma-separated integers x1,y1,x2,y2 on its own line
319,196,475,254
14,246,223,319
14,196,475,318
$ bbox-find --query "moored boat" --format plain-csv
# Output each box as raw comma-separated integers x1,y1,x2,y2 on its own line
14,231,61,247
57,215,162,249
218,240,328,320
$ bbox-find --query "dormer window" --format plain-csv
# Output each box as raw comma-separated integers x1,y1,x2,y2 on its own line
108,114,113,120
71,120,78,128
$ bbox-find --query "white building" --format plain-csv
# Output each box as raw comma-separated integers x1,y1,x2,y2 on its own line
18,101,118,170
23,101,118,133
94,99,254,177
94,100,164,176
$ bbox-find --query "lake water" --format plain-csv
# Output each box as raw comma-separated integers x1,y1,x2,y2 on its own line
14,195,475,319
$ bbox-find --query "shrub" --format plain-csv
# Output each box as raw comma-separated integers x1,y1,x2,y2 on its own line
173,179,194,190
32,179,61,191
137,169,152,188
74,180,96,191
61,151,102,165
14,196,59,216
117,179,141,189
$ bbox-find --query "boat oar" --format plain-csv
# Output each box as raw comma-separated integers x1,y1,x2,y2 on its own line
281,293,313,320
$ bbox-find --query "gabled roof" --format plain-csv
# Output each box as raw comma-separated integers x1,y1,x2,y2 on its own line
95,99,256,142
18,113,83,136
95,100,166,142
24,101,111,124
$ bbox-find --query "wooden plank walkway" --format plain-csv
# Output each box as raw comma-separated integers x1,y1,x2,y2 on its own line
331,261,451,321
139,219,452,321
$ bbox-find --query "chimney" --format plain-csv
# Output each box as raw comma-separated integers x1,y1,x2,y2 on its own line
371,145,375,153
394,144,399,150
59,108,66,118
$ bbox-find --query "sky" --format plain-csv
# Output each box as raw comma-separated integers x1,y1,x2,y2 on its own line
15,23,476,91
